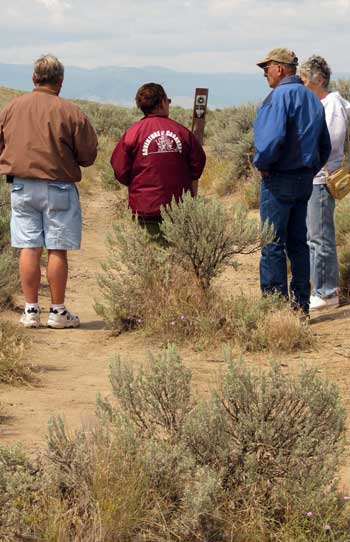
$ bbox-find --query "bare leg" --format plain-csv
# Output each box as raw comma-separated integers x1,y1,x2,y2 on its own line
47,250,68,305
19,248,43,303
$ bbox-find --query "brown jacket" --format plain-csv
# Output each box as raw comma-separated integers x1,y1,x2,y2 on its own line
0,87,98,183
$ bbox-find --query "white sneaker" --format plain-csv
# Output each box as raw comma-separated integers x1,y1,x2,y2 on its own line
309,295,339,311
19,308,41,328
47,308,80,329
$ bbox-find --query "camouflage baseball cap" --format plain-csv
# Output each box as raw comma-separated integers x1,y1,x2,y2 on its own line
257,48,298,68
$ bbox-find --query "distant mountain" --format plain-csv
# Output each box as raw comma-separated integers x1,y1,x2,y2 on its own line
1,63,349,108
0,63,267,108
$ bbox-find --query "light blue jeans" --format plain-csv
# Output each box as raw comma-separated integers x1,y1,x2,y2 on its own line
11,178,82,250
307,184,338,298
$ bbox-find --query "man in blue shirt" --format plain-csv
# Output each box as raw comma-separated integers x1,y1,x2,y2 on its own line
253,48,331,314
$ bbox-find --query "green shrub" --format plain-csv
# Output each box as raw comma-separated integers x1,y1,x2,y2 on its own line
0,179,19,306
76,100,140,141
77,98,191,142
95,195,278,346
95,135,120,190
160,191,272,289
331,78,350,101
94,196,313,351
207,104,257,180
334,198,350,298
1,346,347,541
95,210,171,332
0,249,19,306
168,105,192,128
338,240,350,297
104,347,345,541
0,444,46,541
0,182,11,250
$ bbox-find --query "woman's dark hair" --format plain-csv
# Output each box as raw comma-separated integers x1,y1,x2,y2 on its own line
135,83,167,115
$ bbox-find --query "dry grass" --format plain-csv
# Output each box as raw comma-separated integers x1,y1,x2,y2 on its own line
143,285,314,353
260,306,314,353
241,168,261,210
40,419,159,542
199,153,236,196
98,250,314,351
0,320,37,384
227,293,314,353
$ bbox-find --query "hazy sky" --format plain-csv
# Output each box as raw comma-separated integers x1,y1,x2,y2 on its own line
0,0,349,73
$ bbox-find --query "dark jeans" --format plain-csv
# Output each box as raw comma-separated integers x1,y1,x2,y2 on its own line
260,173,313,312
137,215,168,247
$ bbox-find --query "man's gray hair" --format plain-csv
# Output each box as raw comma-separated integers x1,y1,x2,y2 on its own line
33,54,64,85
275,62,297,76
299,55,331,89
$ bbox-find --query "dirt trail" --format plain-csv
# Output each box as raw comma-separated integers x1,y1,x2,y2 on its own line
0,185,160,452
1,182,350,489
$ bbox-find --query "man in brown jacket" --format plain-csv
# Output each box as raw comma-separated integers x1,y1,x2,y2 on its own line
0,54,98,328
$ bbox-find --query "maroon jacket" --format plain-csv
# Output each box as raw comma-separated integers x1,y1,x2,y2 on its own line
110,114,206,216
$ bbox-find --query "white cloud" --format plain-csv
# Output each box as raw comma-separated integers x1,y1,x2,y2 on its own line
0,0,349,73
34,0,71,22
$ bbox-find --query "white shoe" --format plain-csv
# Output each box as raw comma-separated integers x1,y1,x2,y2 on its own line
309,295,339,311
19,308,41,328
47,308,80,329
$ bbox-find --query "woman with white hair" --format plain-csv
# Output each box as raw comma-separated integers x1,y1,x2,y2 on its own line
299,56,350,310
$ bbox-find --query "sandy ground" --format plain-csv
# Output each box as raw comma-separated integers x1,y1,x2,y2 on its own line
1,181,350,487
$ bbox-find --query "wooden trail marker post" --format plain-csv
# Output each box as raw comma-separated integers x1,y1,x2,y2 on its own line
191,88,209,145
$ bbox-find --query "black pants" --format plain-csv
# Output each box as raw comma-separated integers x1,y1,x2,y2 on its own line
137,215,168,247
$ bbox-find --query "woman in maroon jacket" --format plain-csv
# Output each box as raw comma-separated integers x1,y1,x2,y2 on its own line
111,83,206,236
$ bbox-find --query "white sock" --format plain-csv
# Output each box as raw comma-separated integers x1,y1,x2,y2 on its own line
50,304,65,313
25,303,40,313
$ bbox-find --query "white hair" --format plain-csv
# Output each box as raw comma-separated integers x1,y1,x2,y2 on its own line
299,56,331,89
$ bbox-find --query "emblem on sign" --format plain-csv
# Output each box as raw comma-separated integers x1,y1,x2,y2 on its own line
195,95,207,118
191,88,209,145
196,95,207,106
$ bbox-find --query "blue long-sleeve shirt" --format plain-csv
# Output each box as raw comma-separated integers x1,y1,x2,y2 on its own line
253,75,331,176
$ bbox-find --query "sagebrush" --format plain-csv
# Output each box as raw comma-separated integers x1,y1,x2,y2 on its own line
1,346,347,541
95,194,313,351
93,193,313,352
0,180,19,305
160,192,273,289
335,198,350,297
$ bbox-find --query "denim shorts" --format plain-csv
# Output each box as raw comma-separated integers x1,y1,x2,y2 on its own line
10,178,82,250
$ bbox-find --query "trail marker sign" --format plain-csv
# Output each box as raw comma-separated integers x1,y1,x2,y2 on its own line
191,88,208,145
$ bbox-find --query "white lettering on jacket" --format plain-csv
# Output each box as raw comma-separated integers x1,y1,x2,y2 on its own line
142,130,183,156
